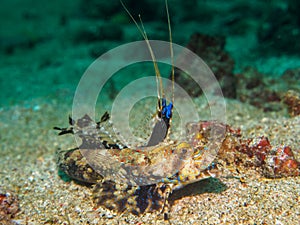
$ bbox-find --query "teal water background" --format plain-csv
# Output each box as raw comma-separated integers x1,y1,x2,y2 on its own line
1,0,299,108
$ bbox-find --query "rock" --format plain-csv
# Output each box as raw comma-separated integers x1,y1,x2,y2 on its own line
235,67,282,112
172,33,236,98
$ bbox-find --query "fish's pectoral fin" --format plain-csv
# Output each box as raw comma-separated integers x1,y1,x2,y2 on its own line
53,126,74,135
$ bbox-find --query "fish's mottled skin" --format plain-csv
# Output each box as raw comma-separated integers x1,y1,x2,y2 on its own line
55,112,224,218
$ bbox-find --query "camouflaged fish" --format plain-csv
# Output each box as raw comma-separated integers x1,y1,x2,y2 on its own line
54,111,226,219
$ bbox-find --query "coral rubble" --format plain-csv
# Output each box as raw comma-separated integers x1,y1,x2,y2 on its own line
0,187,19,224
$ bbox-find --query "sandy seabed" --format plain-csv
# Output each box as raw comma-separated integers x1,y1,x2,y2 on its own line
1,0,300,224
1,96,299,225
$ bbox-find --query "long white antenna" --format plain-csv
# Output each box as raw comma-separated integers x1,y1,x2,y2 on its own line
165,0,175,105
120,0,165,100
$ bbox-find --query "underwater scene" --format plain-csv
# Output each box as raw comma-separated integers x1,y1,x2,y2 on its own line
0,0,299,224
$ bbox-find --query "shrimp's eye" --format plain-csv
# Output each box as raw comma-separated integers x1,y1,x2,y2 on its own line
165,102,173,119
161,98,173,119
